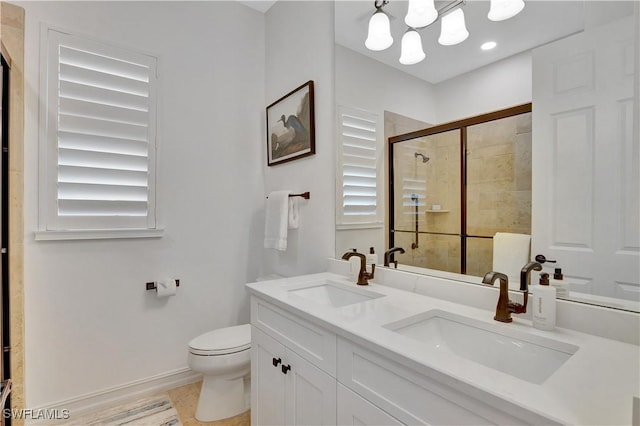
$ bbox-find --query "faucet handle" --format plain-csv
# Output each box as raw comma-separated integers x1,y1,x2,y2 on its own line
364,264,375,280
508,301,526,314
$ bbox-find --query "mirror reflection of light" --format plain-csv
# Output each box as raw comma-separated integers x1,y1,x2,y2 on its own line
488,0,525,21
365,9,394,51
405,0,438,28
438,8,469,46
399,29,426,65
481,41,497,51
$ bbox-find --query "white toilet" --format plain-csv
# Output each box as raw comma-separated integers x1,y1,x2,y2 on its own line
187,323,251,422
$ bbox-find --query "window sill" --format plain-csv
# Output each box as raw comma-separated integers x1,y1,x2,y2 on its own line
336,222,384,231
34,228,165,241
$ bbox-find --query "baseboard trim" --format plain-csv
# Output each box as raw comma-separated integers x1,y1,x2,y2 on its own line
28,368,201,424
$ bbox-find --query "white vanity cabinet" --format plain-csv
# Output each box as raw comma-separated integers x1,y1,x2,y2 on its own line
250,294,556,426
251,297,337,425
252,327,336,425
336,337,557,426
248,273,640,425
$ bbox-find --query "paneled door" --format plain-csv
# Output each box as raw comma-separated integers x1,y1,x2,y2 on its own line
532,12,639,301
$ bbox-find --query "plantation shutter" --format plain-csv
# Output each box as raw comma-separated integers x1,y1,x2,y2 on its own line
43,29,157,231
336,106,383,228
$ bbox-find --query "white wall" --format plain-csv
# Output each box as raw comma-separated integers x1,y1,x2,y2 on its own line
335,45,532,133
335,44,437,124
21,1,266,408
262,1,335,278
434,51,532,123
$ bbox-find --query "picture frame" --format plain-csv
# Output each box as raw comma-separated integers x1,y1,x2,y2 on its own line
266,80,315,166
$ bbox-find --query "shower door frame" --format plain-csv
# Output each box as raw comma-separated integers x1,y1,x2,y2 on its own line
388,103,532,274
1,52,11,423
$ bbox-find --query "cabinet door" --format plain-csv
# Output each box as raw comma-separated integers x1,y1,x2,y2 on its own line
252,327,287,426
285,349,337,426
337,383,405,426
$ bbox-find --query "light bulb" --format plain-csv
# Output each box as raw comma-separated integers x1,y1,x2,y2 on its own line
438,8,469,46
399,29,426,65
405,0,438,29
365,9,394,51
488,0,525,22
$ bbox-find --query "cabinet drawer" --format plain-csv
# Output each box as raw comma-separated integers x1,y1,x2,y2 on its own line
251,296,336,375
337,337,556,425
337,383,405,426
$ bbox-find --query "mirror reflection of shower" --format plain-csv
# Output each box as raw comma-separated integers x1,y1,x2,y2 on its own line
414,152,429,163
411,152,429,250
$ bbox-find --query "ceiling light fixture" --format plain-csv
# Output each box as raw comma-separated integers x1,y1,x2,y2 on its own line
365,2,394,51
364,0,393,51
365,0,525,65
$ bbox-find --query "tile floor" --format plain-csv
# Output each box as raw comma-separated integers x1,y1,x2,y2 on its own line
167,381,250,426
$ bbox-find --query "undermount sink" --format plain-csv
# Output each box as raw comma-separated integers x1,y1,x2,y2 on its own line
286,280,385,308
384,310,578,384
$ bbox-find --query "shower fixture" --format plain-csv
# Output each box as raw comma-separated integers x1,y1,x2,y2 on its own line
414,152,430,163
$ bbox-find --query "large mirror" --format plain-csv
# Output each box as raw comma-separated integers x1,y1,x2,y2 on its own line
335,0,639,312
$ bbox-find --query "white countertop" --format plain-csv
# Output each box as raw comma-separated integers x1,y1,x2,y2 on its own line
247,272,640,425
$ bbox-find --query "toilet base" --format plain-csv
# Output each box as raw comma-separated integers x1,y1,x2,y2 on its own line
195,374,246,422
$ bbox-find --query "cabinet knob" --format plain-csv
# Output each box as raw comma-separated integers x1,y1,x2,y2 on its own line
272,357,281,367
281,364,291,374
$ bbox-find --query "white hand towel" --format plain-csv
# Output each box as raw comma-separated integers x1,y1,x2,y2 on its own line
288,197,299,230
264,191,291,251
492,232,531,289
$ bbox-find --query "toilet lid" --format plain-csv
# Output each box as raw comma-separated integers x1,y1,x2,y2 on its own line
188,324,251,355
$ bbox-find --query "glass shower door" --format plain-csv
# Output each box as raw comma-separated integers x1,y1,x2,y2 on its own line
465,112,532,277
390,129,461,273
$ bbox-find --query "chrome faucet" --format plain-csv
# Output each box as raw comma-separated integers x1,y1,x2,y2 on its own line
341,251,375,286
482,271,527,323
520,262,543,291
383,247,405,268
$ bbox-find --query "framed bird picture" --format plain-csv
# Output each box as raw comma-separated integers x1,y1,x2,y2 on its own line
266,80,316,166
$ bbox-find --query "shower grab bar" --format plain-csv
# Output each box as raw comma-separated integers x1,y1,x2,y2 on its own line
411,194,419,250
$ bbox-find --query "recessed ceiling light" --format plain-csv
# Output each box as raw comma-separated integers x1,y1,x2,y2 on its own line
481,41,497,51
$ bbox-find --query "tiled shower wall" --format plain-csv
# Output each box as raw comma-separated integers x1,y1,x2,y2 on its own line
1,2,25,422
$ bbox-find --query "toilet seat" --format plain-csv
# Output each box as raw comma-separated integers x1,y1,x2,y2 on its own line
188,323,251,356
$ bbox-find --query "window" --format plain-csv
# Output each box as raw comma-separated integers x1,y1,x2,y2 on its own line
38,28,159,239
336,106,383,229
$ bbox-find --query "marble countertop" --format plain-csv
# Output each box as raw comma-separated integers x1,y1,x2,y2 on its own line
247,272,640,425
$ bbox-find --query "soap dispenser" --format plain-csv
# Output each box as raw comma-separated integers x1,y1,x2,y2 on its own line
366,247,378,266
550,267,570,298
532,273,556,331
